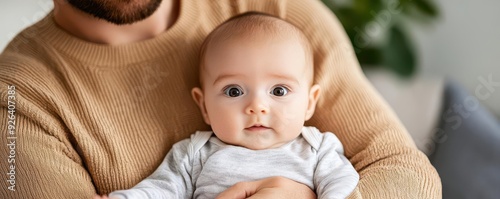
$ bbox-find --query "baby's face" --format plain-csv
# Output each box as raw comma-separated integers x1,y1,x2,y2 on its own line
195,34,319,150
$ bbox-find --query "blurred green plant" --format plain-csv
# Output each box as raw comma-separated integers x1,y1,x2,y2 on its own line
321,0,439,77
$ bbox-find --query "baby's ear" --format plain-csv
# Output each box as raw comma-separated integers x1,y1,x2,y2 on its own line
305,84,321,121
191,87,211,124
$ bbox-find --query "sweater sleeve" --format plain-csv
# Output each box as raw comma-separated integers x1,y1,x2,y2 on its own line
277,0,441,198
314,132,359,199
0,87,96,199
108,140,193,199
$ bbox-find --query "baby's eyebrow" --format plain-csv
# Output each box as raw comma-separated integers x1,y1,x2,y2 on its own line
268,73,300,85
213,74,241,86
212,73,300,86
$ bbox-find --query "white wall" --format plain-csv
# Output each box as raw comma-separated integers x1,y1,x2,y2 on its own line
0,0,53,51
409,0,500,118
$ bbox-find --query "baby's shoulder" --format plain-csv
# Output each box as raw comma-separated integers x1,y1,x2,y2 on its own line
301,126,343,151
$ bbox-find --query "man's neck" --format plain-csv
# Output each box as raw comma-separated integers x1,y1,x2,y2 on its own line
53,0,179,45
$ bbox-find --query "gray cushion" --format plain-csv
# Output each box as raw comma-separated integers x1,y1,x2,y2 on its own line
429,80,500,199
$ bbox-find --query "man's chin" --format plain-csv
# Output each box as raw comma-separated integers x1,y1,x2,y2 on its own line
67,0,163,25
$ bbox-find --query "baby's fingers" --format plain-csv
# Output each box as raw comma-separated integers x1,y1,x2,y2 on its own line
92,194,109,199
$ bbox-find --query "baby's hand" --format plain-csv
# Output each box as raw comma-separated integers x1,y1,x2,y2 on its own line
93,195,113,199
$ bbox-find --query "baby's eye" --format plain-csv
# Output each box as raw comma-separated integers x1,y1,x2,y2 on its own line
224,86,244,97
271,86,289,96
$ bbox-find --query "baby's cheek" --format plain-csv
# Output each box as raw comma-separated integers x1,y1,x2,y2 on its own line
272,108,302,129
211,109,240,130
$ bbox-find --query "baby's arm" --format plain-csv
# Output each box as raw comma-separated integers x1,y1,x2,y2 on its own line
107,140,194,199
314,132,359,199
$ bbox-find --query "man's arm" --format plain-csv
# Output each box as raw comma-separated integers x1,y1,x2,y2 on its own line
0,106,96,199
282,0,441,198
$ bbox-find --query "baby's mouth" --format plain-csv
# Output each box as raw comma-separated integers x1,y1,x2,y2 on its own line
245,124,271,131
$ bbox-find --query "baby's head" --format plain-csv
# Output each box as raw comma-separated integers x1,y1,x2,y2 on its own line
192,12,321,150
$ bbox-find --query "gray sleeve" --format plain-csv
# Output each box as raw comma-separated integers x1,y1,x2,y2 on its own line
109,140,194,199
314,133,359,199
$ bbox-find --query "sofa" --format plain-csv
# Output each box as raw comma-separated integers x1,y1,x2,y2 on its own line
367,69,500,199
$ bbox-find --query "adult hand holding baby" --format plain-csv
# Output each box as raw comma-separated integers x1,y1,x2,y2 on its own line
216,177,316,199
93,195,113,199
91,177,315,199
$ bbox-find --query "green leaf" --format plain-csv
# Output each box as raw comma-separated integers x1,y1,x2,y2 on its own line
320,0,336,11
382,26,416,77
334,8,365,31
413,0,439,18
320,0,438,77
353,0,383,23
356,47,383,66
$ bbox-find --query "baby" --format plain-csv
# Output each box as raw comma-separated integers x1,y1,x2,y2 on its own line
97,12,358,199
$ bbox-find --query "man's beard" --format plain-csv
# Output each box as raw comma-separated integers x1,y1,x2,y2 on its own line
67,0,163,25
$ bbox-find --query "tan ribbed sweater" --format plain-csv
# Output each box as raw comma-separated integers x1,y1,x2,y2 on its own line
0,0,441,198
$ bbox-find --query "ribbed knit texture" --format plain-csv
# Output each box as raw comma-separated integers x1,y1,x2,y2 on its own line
0,0,441,198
